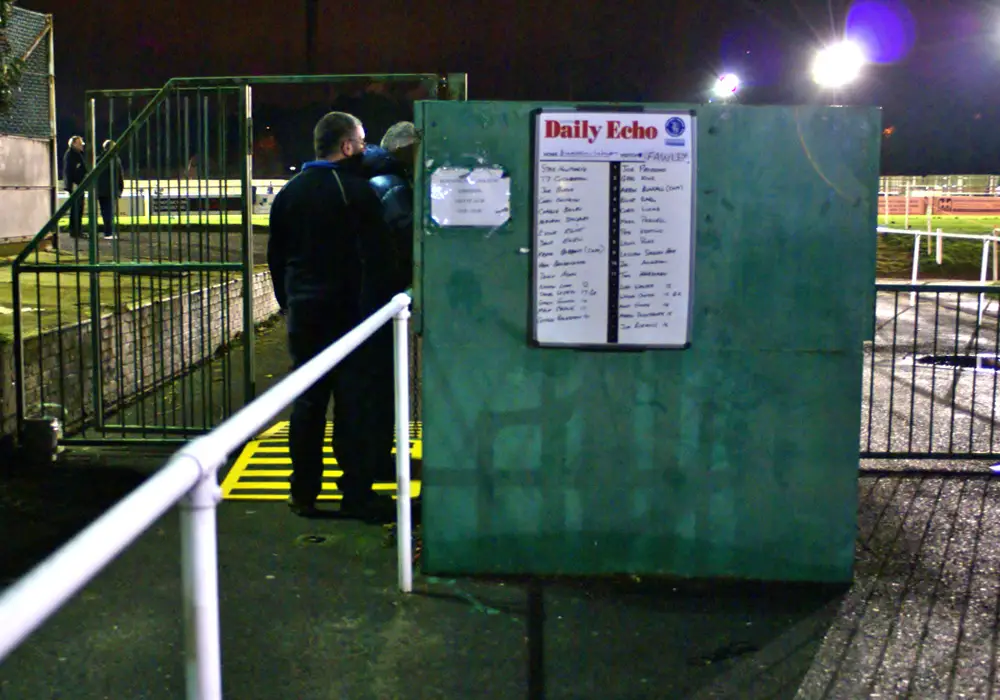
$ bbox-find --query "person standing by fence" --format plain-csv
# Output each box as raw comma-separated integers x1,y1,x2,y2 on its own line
96,139,124,240
267,111,396,523
62,136,87,239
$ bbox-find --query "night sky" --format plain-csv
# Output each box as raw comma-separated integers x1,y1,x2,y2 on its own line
16,0,1000,174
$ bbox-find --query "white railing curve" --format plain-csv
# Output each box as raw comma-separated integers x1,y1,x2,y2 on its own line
0,292,414,700
877,226,1000,322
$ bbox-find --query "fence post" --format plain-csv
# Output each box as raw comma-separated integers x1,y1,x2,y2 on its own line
239,83,257,405
393,295,414,594
936,228,943,266
47,14,58,245
180,470,224,700
904,181,910,229
910,234,921,305
993,228,999,281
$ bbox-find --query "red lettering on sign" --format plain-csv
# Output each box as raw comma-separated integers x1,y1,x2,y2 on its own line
543,119,602,143
607,120,658,140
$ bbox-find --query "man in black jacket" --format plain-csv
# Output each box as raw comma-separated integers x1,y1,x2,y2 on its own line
62,136,87,238
361,121,418,293
268,111,395,521
96,139,125,240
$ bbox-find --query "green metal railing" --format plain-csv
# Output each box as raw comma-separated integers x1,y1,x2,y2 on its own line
12,73,465,445
863,283,1000,460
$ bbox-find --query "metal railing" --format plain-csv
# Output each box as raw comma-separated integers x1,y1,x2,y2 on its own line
0,293,414,699
11,79,250,445
877,226,1000,319
863,283,1000,460
12,72,463,445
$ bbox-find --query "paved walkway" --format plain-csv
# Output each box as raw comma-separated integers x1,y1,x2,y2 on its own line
2,321,999,698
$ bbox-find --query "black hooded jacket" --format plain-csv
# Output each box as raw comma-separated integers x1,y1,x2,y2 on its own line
96,146,124,198
62,147,86,192
267,158,395,330
360,146,413,292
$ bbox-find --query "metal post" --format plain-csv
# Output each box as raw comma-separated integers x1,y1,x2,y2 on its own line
936,228,943,266
445,73,469,101
910,234,921,305
980,240,990,326
85,98,104,428
393,298,413,594
239,84,256,404
180,473,223,700
993,232,998,281
12,264,25,437
904,181,910,230
47,16,58,247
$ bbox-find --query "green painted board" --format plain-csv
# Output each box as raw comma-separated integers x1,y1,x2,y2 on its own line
414,101,880,582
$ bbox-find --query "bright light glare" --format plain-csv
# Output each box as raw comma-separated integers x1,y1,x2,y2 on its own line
812,41,866,88
713,73,740,97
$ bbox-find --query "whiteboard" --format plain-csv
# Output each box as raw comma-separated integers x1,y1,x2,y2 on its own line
531,110,696,349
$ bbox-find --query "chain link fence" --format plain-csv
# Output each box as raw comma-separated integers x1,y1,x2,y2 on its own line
0,6,52,139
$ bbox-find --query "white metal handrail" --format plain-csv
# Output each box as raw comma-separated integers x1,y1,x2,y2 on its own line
877,226,1000,321
0,292,414,700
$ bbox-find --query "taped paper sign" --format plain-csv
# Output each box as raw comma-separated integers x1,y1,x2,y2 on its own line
430,167,511,227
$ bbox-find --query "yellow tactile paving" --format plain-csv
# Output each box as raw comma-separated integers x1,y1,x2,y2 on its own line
220,421,422,501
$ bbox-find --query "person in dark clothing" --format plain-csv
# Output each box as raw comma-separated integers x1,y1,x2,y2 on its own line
62,136,87,239
355,122,420,487
96,139,125,240
360,120,419,293
267,111,396,522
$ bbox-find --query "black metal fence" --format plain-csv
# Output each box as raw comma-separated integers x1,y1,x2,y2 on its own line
862,283,1000,460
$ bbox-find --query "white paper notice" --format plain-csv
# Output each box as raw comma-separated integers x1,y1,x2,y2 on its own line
430,167,511,227
532,110,696,348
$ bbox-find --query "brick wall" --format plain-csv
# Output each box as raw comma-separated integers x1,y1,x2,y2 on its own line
0,270,280,436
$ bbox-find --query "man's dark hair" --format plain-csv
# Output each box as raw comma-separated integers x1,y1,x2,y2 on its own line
313,111,361,159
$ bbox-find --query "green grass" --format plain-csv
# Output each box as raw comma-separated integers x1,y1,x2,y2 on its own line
877,216,1000,279
0,251,239,341
879,215,1000,234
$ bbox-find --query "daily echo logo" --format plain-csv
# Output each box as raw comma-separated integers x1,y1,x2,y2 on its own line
664,117,686,147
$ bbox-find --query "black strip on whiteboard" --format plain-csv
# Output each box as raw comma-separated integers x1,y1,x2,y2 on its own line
607,162,621,344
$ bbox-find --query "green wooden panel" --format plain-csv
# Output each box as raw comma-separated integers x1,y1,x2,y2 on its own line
415,101,880,582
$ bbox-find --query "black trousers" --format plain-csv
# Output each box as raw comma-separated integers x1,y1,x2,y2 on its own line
287,309,395,506
68,189,84,237
98,195,115,237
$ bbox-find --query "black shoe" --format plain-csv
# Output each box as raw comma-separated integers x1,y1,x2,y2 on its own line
339,494,396,524
287,495,321,518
